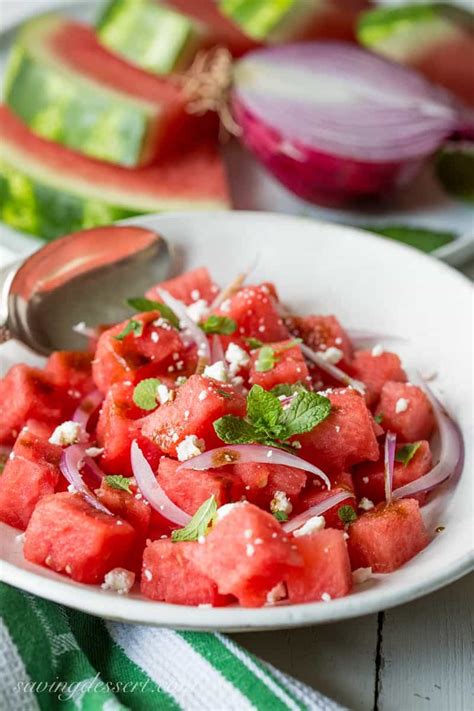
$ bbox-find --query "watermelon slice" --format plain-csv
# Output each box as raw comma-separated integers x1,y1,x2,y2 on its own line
0,105,230,241
232,461,307,508
215,284,289,343
286,315,353,366
5,15,216,167
249,340,310,390
376,382,435,442
351,349,407,406
98,0,257,76
146,267,219,305
45,351,95,398
358,3,474,106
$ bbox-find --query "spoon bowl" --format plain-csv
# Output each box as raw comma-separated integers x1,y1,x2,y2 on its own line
1,226,172,354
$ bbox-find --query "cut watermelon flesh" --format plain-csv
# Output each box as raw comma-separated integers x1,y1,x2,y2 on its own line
376,381,435,442
0,105,230,241
249,340,310,390
146,267,219,305
216,284,290,343
45,351,95,399
232,462,307,508
351,349,407,406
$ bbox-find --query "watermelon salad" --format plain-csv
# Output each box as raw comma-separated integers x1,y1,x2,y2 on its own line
0,255,463,607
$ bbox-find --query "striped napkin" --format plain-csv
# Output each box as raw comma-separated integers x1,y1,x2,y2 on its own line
0,582,344,711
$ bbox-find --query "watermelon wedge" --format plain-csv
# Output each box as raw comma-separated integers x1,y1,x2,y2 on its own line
358,4,474,106
98,0,257,76
0,105,230,241
5,15,215,167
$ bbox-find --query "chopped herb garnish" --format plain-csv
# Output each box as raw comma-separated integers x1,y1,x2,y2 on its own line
127,297,179,329
0,453,8,474
133,378,161,411
374,413,384,425
104,475,133,494
271,382,308,398
172,495,217,542
255,340,302,373
273,511,288,522
114,318,144,341
245,337,264,350
395,442,421,466
217,389,232,399
338,505,357,524
214,384,331,452
200,315,237,335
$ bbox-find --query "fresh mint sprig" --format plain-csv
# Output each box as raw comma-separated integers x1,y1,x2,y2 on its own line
114,319,144,341
271,382,308,398
127,297,179,329
338,505,357,524
395,442,421,466
200,315,237,335
171,495,217,542
104,475,133,494
133,378,161,411
255,339,302,373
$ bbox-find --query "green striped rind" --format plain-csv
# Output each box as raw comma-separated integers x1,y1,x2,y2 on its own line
97,0,198,75
436,142,474,203
220,0,295,39
5,16,154,167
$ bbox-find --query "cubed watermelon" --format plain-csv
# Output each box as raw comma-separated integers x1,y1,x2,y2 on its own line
294,471,355,529
141,539,231,606
216,285,289,343
189,502,301,607
96,477,151,539
142,374,246,456
249,340,310,390
376,382,435,442
297,388,379,473
146,267,218,306
348,498,429,573
351,350,406,406
45,351,95,398
0,429,62,529
286,528,352,603
24,492,136,583
0,365,66,445
92,312,184,394
286,314,353,364
233,462,307,508
353,441,432,504
158,457,243,514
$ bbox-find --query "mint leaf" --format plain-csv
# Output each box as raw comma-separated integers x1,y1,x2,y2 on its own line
273,511,288,522
395,442,421,466
104,475,133,494
172,495,217,542
271,382,308,398
255,345,277,372
338,505,357,524
133,378,161,411
245,337,264,350
374,413,384,425
279,391,331,437
127,297,179,329
201,315,237,335
114,319,143,341
213,416,259,445
247,385,283,435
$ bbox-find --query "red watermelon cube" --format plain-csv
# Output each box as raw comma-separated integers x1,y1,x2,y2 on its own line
351,350,406,406
45,351,95,399
286,315,353,364
376,382,435,442
146,267,218,306
294,471,355,529
24,492,136,583
347,498,429,573
96,477,151,540
233,462,307,508
141,374,246,456
189,502,301,607
0,429,62,529
216,284,289,343
353,441,432,505
141,539,231,606
249,340,309,390
286,528,352,603
298,388,379,473
96,382,145,476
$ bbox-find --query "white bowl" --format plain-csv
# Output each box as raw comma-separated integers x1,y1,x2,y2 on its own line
0,211,472,631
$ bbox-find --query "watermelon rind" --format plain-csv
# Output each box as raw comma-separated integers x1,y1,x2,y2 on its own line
219,0,317,42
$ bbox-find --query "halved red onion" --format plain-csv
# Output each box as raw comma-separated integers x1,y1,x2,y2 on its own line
393,381,464,500
72,390,103,429
283,490,355,534
60,445,111,515
131,440,191,526
177,443,331,489
384,431,397,505
210,335,225,365
232,42,468,205
300,343,366,395
158,288,210,363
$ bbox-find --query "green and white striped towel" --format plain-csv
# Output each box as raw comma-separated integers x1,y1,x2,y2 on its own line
0,583,345,711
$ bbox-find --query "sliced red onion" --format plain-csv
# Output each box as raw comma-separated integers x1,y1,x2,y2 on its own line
210,335,225,365
283,490,355,534
384,431,397,505
393,381,464,500
300,343,366,395
347,330,408,348
158,288,210,363
60,445,112,515
177,443,331,489
131,440,191,526
72,390,103,429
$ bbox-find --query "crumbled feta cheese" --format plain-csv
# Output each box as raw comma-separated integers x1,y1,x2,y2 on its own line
67,484,78,494
270,491,293,515
197,535,206,544
371,344,384,357
352,567,372,584
186,299,209,323
15,533,25,544
246,544,255,557
362,476,369,484
335,337,342,345
49,421,84,446
359,497,375,511
198,390,208,401
176,376,187,386
143,569,153,581
266,582,287,605
244,528,253,538
395,397,409,414
157,384,171,405
101,568,135,595
225,342,250,375
254,538,263,545
220,298,231,313
343,531,349,541
321,592,332,602
203,361,228,382
318,346,343,364
150,331,160,343
176,435,205,462
293,515,325,538
85,447,104,458
190,289,200,302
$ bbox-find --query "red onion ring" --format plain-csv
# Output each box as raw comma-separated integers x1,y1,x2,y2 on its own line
158,288,210,363
177,443,331,489
72,390,103,429
60,445,112,515
210,335,225,365
283,490,355,534
300,343,366,395
131,440,191,526
384,431,397,505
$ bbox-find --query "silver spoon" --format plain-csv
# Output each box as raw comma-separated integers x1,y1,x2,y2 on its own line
0,226,172,355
